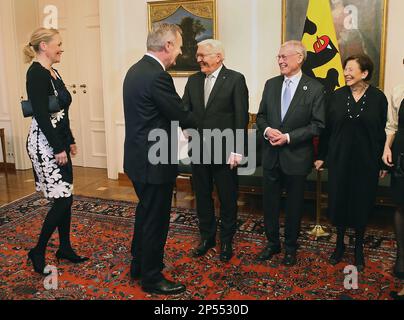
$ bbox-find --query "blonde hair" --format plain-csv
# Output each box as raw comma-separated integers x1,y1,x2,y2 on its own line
23,27,59,63
147,23,182,52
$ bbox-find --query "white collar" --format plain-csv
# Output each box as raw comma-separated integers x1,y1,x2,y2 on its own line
284,70,303,84
206,64,223,79
146,53,166,71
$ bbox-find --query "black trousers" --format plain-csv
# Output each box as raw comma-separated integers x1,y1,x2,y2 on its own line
130,180,174,285
192,164,238,244
263,166,306,253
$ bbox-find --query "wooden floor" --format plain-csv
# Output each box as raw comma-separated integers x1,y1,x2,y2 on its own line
0,167,395,232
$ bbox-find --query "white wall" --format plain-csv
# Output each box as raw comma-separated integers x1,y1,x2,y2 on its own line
99,0,282,178
384,0,404,99
1,0,403,177
0,0,37,169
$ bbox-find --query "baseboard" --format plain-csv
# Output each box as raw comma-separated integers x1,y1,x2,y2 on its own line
0,162,16,173
118,173,131,186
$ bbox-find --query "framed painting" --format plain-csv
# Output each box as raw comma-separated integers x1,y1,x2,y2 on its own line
282,0,388,88
148,0,217,77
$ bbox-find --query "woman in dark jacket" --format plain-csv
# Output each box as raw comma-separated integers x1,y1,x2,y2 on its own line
315,54,388,272
23,27,88,275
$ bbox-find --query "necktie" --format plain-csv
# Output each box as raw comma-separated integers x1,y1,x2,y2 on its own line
204,74,214,107
281,79,292,121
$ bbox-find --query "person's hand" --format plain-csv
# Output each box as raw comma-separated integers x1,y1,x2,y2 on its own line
314,160,325,171
227,153,242,170
182,130,189,139
270,134,288,146
265,128,282,141
55,151,68,166
70,144,78,156
382,147,394,167
380,170,388,179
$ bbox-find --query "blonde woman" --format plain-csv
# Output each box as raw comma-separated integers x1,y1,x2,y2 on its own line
24,27,88,275
383,83,404,300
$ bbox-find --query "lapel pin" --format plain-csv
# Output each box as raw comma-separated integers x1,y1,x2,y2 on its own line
303,86,308,91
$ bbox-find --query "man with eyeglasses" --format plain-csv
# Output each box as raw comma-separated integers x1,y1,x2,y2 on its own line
256,40,326,266
183,39,249,262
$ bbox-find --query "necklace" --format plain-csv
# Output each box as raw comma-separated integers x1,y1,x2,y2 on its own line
347,92,367,119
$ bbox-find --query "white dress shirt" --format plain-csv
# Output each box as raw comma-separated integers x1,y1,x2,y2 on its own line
205,64,241,161
205,64,223,92
386,84,404,136
264,70,303,144
146,53,166,71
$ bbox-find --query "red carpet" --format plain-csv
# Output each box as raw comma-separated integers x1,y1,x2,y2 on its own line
0,193,401,300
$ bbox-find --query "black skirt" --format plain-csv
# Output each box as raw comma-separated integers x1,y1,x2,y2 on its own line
391,99,404,206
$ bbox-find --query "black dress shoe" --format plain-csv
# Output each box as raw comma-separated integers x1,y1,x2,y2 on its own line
390,291,404,300
56,249,89,264
354,249,365,272
142,278,186,295
282,252,297,266
256,246,281,261
191,239,216,257
220,243,233,262
329,245,346,265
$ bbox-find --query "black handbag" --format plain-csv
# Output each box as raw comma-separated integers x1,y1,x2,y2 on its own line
395,153,404,178
21,78,60,118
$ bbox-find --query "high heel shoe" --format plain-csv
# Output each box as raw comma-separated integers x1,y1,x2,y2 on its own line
329,245,345,265
27,249,50,276
56,249,89,264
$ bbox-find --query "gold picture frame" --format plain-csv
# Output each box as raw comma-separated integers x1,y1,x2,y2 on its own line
282,0,388,89
147,0,217,77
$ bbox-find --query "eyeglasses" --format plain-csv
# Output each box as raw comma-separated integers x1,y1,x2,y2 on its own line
276,53,300,61
195,53,216,60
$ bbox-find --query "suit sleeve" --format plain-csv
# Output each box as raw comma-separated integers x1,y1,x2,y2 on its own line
378,93,388,169
288,85,326,146
152,72,196,129
27,67,65,154
233,74,249,156
66,109,76,146
182,79,192,112
256,81,270,137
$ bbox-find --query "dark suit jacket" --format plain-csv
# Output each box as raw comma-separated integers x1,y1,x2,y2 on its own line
256,73,326,176
182,65,249,163
123,55,196,184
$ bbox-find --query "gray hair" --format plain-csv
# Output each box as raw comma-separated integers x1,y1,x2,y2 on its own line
197,39,225,59
281,40,307,62
147,23,182,52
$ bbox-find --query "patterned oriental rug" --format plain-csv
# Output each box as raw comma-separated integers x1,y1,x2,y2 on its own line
0,193,401,300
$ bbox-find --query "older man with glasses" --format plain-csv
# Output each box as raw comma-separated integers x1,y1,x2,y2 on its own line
256,40,326,266
183,39,249,263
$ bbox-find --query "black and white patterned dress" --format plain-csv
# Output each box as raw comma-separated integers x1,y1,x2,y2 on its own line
26,62,75,199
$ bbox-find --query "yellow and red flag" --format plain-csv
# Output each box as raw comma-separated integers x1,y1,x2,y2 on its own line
301,0,345,94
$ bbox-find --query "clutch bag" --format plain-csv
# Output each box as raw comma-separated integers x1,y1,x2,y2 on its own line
21,77,61,118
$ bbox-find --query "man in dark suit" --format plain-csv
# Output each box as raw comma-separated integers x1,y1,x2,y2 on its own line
256,40,326,266
123,24,196,295
182,39,249,262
